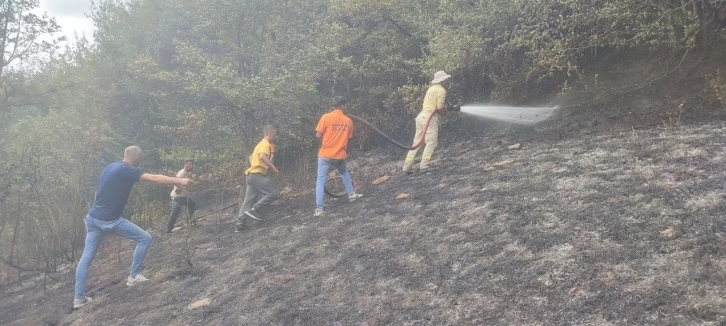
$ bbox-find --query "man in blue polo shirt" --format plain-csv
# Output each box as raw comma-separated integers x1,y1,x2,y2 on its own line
73,146,194,309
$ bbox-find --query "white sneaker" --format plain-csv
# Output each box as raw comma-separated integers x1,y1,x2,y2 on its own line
126,274,149,286
348,193,363,202
73,296,93,309
314,209,325,217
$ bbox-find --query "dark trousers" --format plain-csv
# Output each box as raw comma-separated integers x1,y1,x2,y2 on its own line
236,174,279,227
166,196,196,233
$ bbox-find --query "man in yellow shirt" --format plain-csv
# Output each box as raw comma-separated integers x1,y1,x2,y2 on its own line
236,125,280,233
402,71,451,174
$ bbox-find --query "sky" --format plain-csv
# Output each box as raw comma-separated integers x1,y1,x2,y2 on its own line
39,0,96,44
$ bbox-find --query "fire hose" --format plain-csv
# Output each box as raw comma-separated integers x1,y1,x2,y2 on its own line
324,101,461,198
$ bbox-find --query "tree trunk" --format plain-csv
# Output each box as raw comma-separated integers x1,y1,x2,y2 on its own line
0,0,13,80
8,205,20,267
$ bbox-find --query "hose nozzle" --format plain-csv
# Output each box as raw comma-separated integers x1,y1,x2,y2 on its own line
446,98,462,112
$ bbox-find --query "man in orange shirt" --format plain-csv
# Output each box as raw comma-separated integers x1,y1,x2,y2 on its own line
314,96,363,216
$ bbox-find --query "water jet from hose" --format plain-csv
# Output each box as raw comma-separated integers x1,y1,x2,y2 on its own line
458,104,558,125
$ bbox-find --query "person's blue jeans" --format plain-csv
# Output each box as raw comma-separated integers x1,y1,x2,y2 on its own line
316,157,355,210
74,215,152,298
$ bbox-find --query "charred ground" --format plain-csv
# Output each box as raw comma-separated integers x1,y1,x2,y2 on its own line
3,119,726,325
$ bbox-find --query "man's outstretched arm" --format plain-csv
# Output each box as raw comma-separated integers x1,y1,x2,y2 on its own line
140,173,193,187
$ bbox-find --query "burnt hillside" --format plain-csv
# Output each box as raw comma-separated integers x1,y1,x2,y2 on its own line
3,121,726,325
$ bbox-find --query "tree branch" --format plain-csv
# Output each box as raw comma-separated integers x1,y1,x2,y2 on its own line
383,14,427,46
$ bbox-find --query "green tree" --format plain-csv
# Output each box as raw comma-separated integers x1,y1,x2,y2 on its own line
0,0,64,115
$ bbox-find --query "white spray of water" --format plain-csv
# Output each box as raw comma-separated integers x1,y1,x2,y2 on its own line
460,105,558,125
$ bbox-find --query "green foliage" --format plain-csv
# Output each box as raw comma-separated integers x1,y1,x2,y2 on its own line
0,0,65,117
1,103,113,272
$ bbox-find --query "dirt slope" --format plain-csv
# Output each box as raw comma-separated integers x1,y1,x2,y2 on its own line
4,122,726,325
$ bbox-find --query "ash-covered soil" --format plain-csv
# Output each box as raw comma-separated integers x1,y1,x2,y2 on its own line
4,123,726,325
